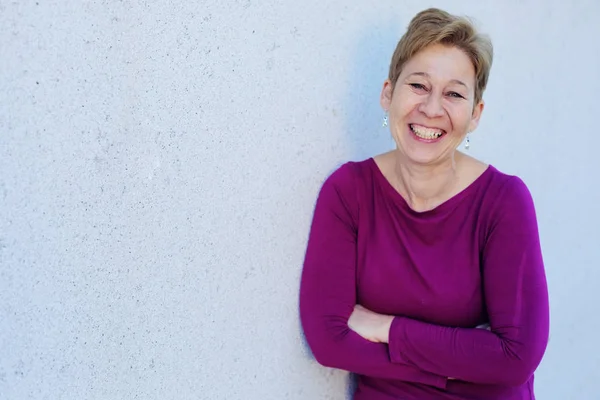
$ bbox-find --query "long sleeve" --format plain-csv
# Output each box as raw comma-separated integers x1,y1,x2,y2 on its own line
299,165,448,388
387,177,550,386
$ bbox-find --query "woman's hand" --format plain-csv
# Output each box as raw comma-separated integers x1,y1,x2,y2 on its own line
348,304,394,343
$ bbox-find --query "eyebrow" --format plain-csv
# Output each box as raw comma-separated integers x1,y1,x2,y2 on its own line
406,72,469,88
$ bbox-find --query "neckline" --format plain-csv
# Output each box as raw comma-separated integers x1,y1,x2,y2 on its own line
368,157,494,217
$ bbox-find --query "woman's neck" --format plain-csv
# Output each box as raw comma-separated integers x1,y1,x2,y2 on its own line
392,153,461,212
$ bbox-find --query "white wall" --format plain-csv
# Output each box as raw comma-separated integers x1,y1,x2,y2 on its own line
2,1,599,399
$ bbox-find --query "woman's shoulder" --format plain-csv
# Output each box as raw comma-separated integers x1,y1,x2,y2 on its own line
458,153,529,196
322,157,376,188
313,158,375,223
484,165,532,198
316,158,377,213
478,164,537,218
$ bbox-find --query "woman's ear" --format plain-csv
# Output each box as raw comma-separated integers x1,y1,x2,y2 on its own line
380,79,393,111
468,100,485,132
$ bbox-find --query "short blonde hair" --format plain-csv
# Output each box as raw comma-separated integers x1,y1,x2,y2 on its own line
388,8,493,104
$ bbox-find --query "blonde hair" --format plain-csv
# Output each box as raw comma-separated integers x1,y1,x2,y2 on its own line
388,8,493,104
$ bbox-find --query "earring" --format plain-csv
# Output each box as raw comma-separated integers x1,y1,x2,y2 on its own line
382,112,388,127
464,135,470,150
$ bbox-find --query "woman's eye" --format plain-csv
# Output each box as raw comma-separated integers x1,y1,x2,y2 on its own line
447,92,464,99
409,83,426,90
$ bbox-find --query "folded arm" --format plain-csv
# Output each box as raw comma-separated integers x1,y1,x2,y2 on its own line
385,177,550,386
299,166,448,388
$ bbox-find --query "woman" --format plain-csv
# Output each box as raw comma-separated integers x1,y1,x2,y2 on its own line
299,7,549,400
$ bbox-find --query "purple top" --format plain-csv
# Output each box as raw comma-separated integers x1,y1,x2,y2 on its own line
300,158,549,399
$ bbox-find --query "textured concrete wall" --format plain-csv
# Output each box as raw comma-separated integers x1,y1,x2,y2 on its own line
1,1,599,399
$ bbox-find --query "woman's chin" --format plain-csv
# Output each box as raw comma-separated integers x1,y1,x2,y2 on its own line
399,147,452,166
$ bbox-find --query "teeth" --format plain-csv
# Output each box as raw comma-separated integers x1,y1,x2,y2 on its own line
411,124,444,139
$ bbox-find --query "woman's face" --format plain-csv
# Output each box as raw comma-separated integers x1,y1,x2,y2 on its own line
381,44,484,166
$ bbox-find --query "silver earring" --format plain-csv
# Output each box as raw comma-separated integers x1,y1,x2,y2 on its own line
465,135,470,150
382,112,388,127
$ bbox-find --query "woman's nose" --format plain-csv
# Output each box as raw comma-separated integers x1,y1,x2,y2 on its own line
418,94,444,118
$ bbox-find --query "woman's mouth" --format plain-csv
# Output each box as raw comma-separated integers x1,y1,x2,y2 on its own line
409,124,446,142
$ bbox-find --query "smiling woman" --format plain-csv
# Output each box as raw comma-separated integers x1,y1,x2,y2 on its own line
383,43,484,169
300,7,549,400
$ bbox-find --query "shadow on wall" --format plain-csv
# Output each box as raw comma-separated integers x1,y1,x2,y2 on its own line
343,19,404,399
345,19,401,163
297,18,407,400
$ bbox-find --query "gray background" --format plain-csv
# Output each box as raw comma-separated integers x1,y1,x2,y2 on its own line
2,0,599,399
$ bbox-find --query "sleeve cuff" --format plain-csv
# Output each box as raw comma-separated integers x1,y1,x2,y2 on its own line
388,316,409,364
387,316,448,389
